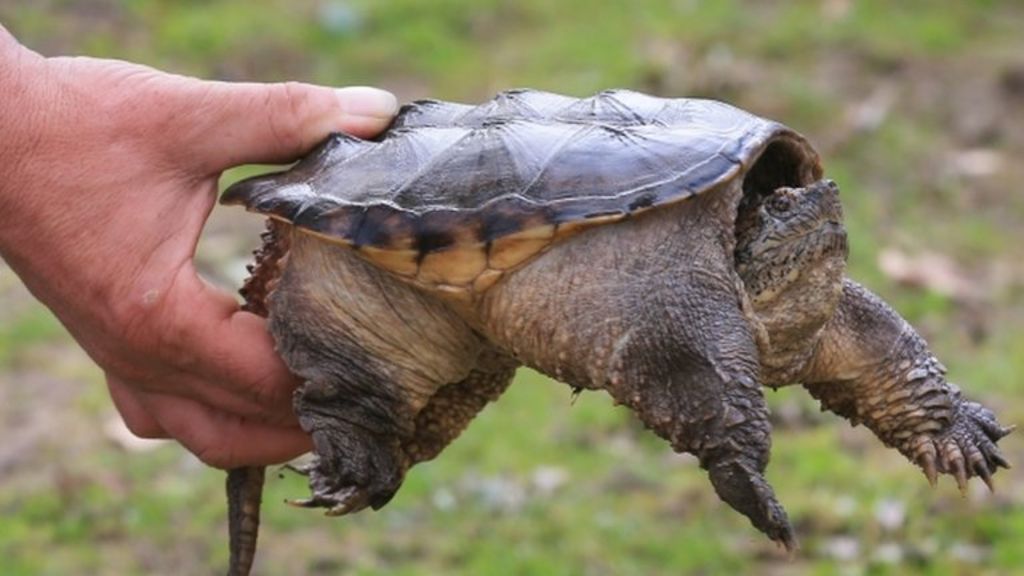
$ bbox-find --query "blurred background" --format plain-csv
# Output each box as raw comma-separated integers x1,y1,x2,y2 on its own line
1,1,1023,574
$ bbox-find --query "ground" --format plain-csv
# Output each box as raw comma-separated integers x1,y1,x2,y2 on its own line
2,1,1024,574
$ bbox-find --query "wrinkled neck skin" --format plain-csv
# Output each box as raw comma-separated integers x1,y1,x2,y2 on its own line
735,180,848,387
749,253,847,387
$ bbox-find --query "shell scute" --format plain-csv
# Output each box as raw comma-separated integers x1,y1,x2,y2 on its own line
222,89,821,293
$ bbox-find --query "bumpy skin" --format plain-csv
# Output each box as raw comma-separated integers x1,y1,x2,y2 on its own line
477,184,794,545
801,281,1011,490
222,92,1012,574
267,231,519,515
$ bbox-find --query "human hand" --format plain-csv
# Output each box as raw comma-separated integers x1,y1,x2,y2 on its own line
0,27,398,468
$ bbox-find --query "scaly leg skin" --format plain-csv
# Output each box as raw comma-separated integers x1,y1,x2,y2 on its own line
268,230,486,519
285,354,518,510
401,351,518,466
606,273,795,551
284,378,410,516
282,356,516,485
803,280,1013,492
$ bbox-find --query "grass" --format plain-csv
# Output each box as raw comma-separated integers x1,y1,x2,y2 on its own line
0,308,65,369
1,1,1023,574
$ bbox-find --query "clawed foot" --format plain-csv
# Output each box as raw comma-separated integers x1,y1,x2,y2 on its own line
286,479,373,517
284,428,404,516
707,459,796,552
909,395,1013,493
280,462,314,477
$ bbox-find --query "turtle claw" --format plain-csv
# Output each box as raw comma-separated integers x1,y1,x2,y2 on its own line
990,448,1011,470
285,497,318,508
975,462,995,492
281,462,314,477
324,487,372,517
918,451,939,488
285,484,373,516
949,457,969,495
978,416,1015,442
906,398,1012,493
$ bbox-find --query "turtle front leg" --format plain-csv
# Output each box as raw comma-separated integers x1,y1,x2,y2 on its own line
803,279,1012,491
604,272,794,550
643,367,794,551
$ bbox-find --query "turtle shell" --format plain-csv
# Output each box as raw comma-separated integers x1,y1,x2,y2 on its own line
221,89,821,294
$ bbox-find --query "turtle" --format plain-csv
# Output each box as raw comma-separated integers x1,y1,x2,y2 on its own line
219,89,1012,575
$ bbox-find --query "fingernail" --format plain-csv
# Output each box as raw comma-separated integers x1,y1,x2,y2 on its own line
336,86,398,119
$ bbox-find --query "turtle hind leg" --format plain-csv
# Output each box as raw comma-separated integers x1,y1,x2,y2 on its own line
270,304,431,516
267,231,488,517
289,378,409,515
401,350,518,466
287,352,517,515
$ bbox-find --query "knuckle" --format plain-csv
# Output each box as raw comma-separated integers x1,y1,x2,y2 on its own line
187,416,241,469
192,436,238,469
266,81,316,156
121,413,164,439
192,443,232,469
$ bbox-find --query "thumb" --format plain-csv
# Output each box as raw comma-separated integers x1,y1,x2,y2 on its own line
185,82,398,172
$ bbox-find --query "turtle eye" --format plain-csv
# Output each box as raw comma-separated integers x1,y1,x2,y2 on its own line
766,193,795,216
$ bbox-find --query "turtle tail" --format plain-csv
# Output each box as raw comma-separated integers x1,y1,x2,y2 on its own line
225,219,291,576
226,466,265,576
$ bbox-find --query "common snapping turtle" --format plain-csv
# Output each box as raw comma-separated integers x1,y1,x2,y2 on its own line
220,89,1012,574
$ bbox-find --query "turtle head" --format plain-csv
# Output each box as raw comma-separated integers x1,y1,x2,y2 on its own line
735,179,848,354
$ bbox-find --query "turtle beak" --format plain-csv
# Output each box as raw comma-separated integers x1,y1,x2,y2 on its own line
807,179,844,225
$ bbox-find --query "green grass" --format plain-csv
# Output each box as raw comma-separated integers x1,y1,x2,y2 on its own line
1,1,1023,575
0,307,65,369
